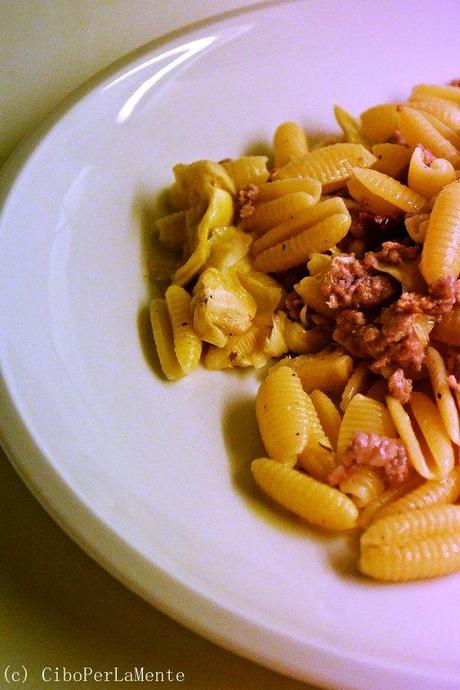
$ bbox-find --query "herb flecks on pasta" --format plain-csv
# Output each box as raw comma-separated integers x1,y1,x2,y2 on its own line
148,78,460,582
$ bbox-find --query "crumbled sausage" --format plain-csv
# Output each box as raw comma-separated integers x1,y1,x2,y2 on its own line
347,209,406,244
333,309,383,359
448,375,460,392
374,305,430,375
364,241,420,266
387,368,413,404
329,431,410,486
321,255,398,310
395,276,458,318
237,184,259,218
333,303,430,383
284,289,304,321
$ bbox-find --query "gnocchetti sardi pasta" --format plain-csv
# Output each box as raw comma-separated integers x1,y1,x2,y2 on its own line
147,77,460,583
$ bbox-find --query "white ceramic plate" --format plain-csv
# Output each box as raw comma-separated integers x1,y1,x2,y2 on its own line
1,2,460,688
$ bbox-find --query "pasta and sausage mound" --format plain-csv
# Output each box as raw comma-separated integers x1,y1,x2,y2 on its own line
149,79,460,582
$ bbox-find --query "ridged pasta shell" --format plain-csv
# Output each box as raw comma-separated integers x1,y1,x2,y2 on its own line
251,458,358,529
376,468,460,519
409,392,454,478
273,121,309,167
253,213,351,273
337,394,396,456
256,367,308,462
348,167,429,216
361,505,460,547
252,196,348,256
165,285,202,375
149,299,184,381
276,143,376,192
397,107,460,167
360,104,398,143
221,155,270,189
339,467,385,509
420,179,460,284
359,533,460,581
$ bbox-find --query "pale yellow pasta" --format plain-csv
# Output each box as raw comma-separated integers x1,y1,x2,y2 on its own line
284,320,330,354
297,393,335,480
263,312,290,359
386,395,436,479
297,393,336,481
333,105,369,146
409,392,454,478
302,392,332,448
170,160,235,209
408,146,456,198
251,458,358,530
411,84,460,107
253,213,351,273
360,103,398,143
221,156,270,189
149,299,184,381
347,167,429,216
165,285,202,375
294,274,334,318
432,305,460,345
206,226,252,271
337,394,396,456
191,267,256,347
273,122,309,167
361,505,460,546
239,191,317,235
307,251,333,275
203,319,271,370
420,111,460,150
371,143,412,179
156,210,186,250
340,361,372,412
408,95,460,131
151,79,460,584
365,378,388,403
173,187,234,286
276,143,377,192
339,467,385,508
297,444,336,481
404,212,430,243
397,106,460,167
425,346,460,445
359,533,460,582
310,389,342,449
376,467,460,519
420,179,460,284
274,350,353,395
255,366,308,464
235,271,282,314
358,475,423,528
255,177,321,203
252,197,348,256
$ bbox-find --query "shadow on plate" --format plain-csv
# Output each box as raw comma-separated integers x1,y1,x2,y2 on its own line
222,393,333,544
132,187,177,379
